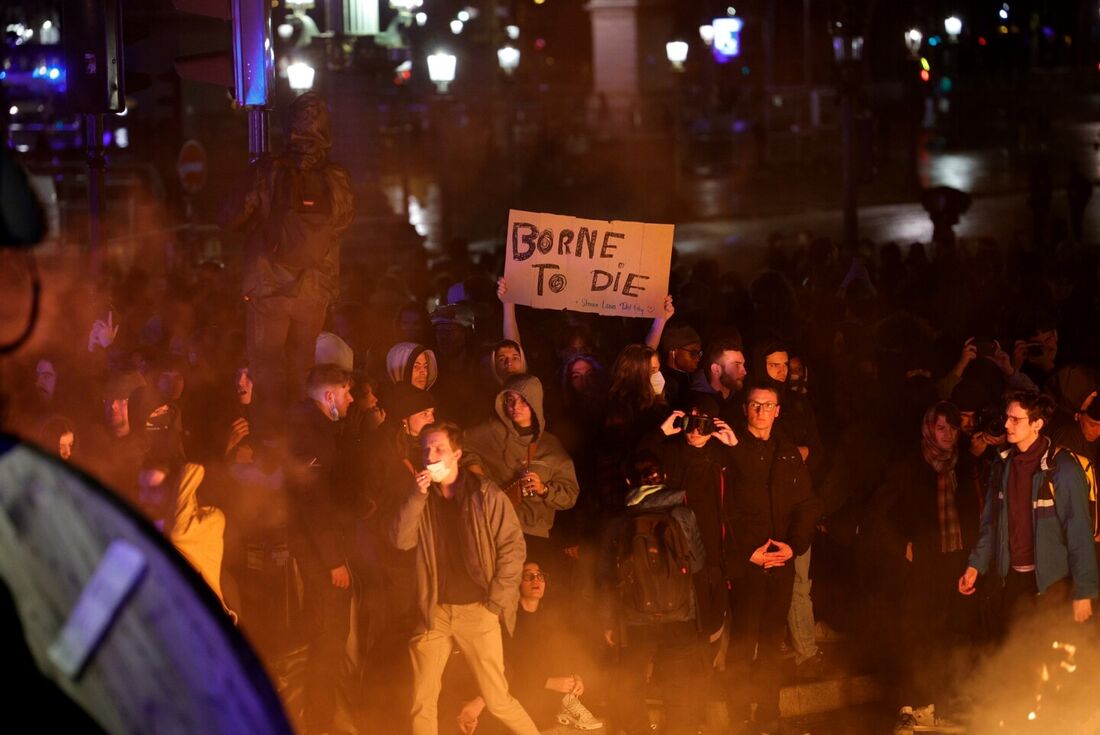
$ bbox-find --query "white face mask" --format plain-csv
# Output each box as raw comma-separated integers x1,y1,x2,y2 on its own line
649,371,666,395
426,460,451,482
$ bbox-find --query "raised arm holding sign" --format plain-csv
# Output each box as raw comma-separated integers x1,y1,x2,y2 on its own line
502,209,674,318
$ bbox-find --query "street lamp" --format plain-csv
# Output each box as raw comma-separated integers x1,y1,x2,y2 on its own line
831,15,864,250
665,41,688,71
427,51,457,93
287,61,315,92
905,28,922,58
944,16,963,41
497,45,520,75
699,24,715,47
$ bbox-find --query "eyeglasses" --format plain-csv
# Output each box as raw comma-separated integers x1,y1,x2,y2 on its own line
521,572,547,582
676,348,703,359
1005,414,1030,425
748,401,778,413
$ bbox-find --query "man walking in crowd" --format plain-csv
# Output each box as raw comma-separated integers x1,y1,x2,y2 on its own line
958,390,1098,628
391,421,539,735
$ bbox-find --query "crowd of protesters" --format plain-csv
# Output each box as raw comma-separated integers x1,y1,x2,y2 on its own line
3,93,1099,735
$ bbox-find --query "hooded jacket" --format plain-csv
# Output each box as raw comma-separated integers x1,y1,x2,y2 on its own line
463,375,580,538
221,92,353,303
386,342,438,390
169,463,230,614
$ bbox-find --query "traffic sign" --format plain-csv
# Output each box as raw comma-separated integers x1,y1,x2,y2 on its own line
177,140,208,195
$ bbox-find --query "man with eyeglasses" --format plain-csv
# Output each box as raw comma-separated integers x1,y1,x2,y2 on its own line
724,380,822,735
659,323,704,411
958,390,1097,630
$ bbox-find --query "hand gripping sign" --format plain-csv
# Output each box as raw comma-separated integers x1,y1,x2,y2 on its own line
503,209,674,318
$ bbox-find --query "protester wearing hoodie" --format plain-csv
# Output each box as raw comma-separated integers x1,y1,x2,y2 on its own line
138,459,234,620
221,91,355,442
386,341,439,391
464,374,580,566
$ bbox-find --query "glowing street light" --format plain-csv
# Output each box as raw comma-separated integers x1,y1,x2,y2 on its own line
287,61,315,91
389,0,423,10
665,40,688,70
505,24,520,40
944,16,963,40
497,45,520,75
450,19,464,34
699,24,715,47
905,28,922,57
427,51,457,93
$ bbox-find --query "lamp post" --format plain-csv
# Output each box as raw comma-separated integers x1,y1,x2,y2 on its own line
497,45,520,76
286,61,315,92
831,8,864,250
943,16,962,42
665,40,688,71
665,41,689,205
905,28,923,59
427,51,457,93
426,51,457,246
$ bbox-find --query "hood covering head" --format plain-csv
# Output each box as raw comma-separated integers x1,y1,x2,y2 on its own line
494,374,546,440
315,331,354,373
386,342,438,389
286,91,331,170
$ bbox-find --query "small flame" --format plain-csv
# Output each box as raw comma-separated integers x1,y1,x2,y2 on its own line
1028,712,1037,721
1041,664,1050,681
1063,643,1077,657
1060,661,1077,673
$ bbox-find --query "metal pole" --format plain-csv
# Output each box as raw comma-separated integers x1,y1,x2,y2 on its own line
841,88,857,249
248,106,269,163
84,113,105,274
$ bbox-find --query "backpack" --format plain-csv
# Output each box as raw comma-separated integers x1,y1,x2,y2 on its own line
616,507,694,623
1042,446,1099,541
265,164,337,271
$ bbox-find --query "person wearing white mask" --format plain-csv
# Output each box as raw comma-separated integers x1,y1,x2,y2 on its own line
392,421,538,735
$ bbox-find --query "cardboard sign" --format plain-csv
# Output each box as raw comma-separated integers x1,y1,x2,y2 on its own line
503,209,674,318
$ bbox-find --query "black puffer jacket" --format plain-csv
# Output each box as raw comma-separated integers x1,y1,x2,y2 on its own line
221,92,354,303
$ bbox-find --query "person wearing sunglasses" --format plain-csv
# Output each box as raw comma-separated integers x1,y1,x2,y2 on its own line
658,323,704,411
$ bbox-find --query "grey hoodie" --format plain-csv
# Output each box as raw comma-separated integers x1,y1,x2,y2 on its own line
463,375,579,538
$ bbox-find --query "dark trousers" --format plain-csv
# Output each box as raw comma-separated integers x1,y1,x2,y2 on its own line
299,563,355,734
615,621,704,735
727,565,795,726
246,294,327,441
899,550,976,706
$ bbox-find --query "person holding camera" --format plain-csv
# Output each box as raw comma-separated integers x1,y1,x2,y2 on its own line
645,393,739,648
723,380,822,735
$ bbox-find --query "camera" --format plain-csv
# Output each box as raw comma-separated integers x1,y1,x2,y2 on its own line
673,413,716,434
1025,342,1045,358
974,340,998,359
975,407,1006,438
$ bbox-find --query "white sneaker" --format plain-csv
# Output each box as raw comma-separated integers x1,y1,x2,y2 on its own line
556,693,605,730
896,704,965,734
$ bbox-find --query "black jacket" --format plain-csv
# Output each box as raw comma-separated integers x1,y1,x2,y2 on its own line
286,398,353,572
870,451,981,562
724,431,821,577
